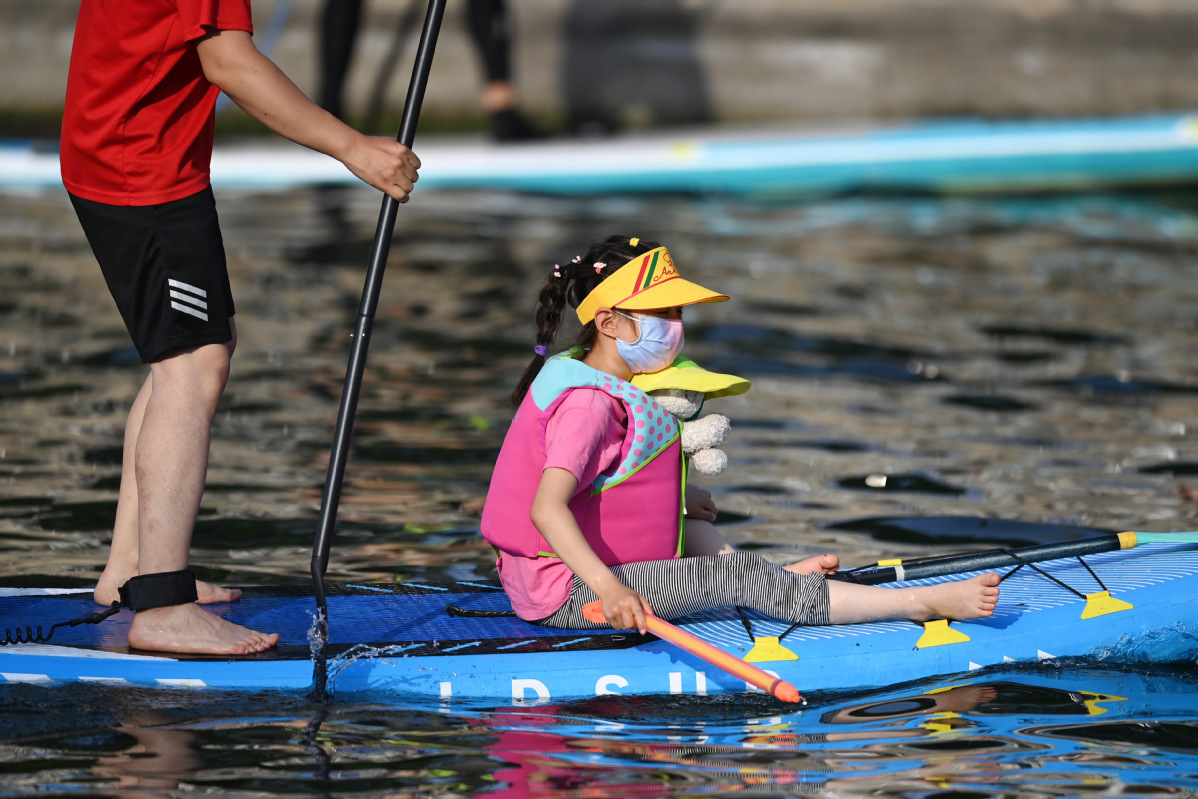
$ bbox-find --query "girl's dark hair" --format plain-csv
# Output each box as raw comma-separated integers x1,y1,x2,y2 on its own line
509,234,660,406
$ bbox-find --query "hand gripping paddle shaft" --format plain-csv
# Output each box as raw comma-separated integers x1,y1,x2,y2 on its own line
582,601,802,703
309,0,448,702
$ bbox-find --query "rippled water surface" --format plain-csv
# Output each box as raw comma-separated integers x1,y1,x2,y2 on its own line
2,182,1198,795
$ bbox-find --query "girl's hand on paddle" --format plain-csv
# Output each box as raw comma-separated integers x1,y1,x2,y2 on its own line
685,485,717,521
344,135,421,202
599,585,652,635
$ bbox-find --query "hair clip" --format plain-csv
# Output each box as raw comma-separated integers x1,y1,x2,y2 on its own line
629,237,640,247
553,264,562,277
594,262,606,273
571,255,582,263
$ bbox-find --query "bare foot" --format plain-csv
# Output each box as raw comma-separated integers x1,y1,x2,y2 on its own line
910,573,1000,621
94,568,242,607
935,685,1000,713
127,603,278,655
785,553,839,575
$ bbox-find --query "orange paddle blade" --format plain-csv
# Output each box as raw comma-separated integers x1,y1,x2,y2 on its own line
580,601,801,703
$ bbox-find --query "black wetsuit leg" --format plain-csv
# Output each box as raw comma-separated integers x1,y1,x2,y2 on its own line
465,0,512,83
319,0,365,119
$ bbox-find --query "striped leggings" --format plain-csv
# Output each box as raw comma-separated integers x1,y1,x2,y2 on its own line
533,551,830,629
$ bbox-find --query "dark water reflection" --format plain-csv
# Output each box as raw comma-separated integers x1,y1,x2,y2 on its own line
2,184,1198,794
3,668,1197,797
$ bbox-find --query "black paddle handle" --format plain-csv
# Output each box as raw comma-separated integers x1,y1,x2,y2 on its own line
838,534,1124,585
310,0,447,701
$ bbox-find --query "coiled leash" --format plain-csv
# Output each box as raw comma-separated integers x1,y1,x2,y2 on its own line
1,569,198,646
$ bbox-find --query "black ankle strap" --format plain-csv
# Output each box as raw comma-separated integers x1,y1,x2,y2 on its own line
118,570,199,611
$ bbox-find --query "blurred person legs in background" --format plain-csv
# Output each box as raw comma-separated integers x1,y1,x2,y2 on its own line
319,0,544,141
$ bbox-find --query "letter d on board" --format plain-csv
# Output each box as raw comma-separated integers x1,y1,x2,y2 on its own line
512,678,550,703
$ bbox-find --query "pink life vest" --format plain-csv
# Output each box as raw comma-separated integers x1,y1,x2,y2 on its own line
481,351,685,565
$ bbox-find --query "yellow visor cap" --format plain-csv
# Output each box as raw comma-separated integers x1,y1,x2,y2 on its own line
576,246,728,324
632,355,750,400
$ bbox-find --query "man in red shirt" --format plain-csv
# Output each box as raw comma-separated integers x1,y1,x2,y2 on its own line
61,0,420,655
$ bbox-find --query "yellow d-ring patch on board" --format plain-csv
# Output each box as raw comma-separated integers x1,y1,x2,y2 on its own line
744,636,799,663
920,711,961,735
1081,590,1133,619
916,619,971,648
1080,690,1127,716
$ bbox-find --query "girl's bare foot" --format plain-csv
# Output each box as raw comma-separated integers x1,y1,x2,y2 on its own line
95,569,242,607
910,573,1000,621
127,603,278,655
935,685,1000,713
785,553,839,575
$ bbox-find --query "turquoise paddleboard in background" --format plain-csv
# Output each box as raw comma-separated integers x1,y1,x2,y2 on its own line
5,114,1198,196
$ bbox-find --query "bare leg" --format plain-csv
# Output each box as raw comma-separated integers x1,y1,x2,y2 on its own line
685,523,839,575
95,711,200,798
118,326,277,654
482,81,516,113
785,553,839,575
94,374,151,606
682,519,736,556
95,330,242,607
827,573,1000,625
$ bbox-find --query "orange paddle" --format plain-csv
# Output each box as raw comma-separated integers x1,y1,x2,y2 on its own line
581,601,802,703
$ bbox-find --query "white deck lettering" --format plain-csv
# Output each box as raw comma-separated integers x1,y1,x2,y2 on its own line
595,675,628,695
512,678,550,703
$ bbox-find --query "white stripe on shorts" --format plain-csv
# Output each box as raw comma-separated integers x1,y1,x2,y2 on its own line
167,279,210,321
169,290,208,310
171,301,209,321
167,278,207,298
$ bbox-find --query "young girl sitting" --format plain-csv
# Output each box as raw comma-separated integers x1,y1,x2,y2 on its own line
481,235,999,634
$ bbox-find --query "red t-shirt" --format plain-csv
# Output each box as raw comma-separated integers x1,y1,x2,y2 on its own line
60,0,254,206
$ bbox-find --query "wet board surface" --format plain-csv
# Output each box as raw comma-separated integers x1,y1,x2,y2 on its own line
2,543,1196,700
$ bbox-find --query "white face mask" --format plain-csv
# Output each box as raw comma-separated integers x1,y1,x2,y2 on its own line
612,310,685,374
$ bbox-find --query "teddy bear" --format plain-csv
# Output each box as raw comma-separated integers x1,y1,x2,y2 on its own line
631,355,751,476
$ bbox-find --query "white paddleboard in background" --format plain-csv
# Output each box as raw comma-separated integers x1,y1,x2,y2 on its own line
5,113,1198,196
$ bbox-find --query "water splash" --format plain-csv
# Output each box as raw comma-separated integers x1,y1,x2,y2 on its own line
306,608,328,701
324,641,431,692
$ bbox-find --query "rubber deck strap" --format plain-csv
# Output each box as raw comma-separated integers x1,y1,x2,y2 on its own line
119,569,199,611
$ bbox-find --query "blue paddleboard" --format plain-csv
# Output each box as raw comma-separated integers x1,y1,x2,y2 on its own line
1,543,1195,701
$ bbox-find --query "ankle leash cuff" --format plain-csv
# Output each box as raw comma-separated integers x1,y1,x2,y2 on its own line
119,570,199,611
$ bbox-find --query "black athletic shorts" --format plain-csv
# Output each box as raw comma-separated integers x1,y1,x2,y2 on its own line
68,186,235,364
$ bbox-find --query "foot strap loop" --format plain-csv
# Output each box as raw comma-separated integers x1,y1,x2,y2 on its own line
119,570,198,611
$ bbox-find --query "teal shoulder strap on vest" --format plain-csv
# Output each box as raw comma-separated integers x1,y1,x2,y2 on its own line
531,352,680,492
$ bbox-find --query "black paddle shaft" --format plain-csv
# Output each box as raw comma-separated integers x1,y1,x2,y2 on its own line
310,0,447,702
837,534,1125,585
